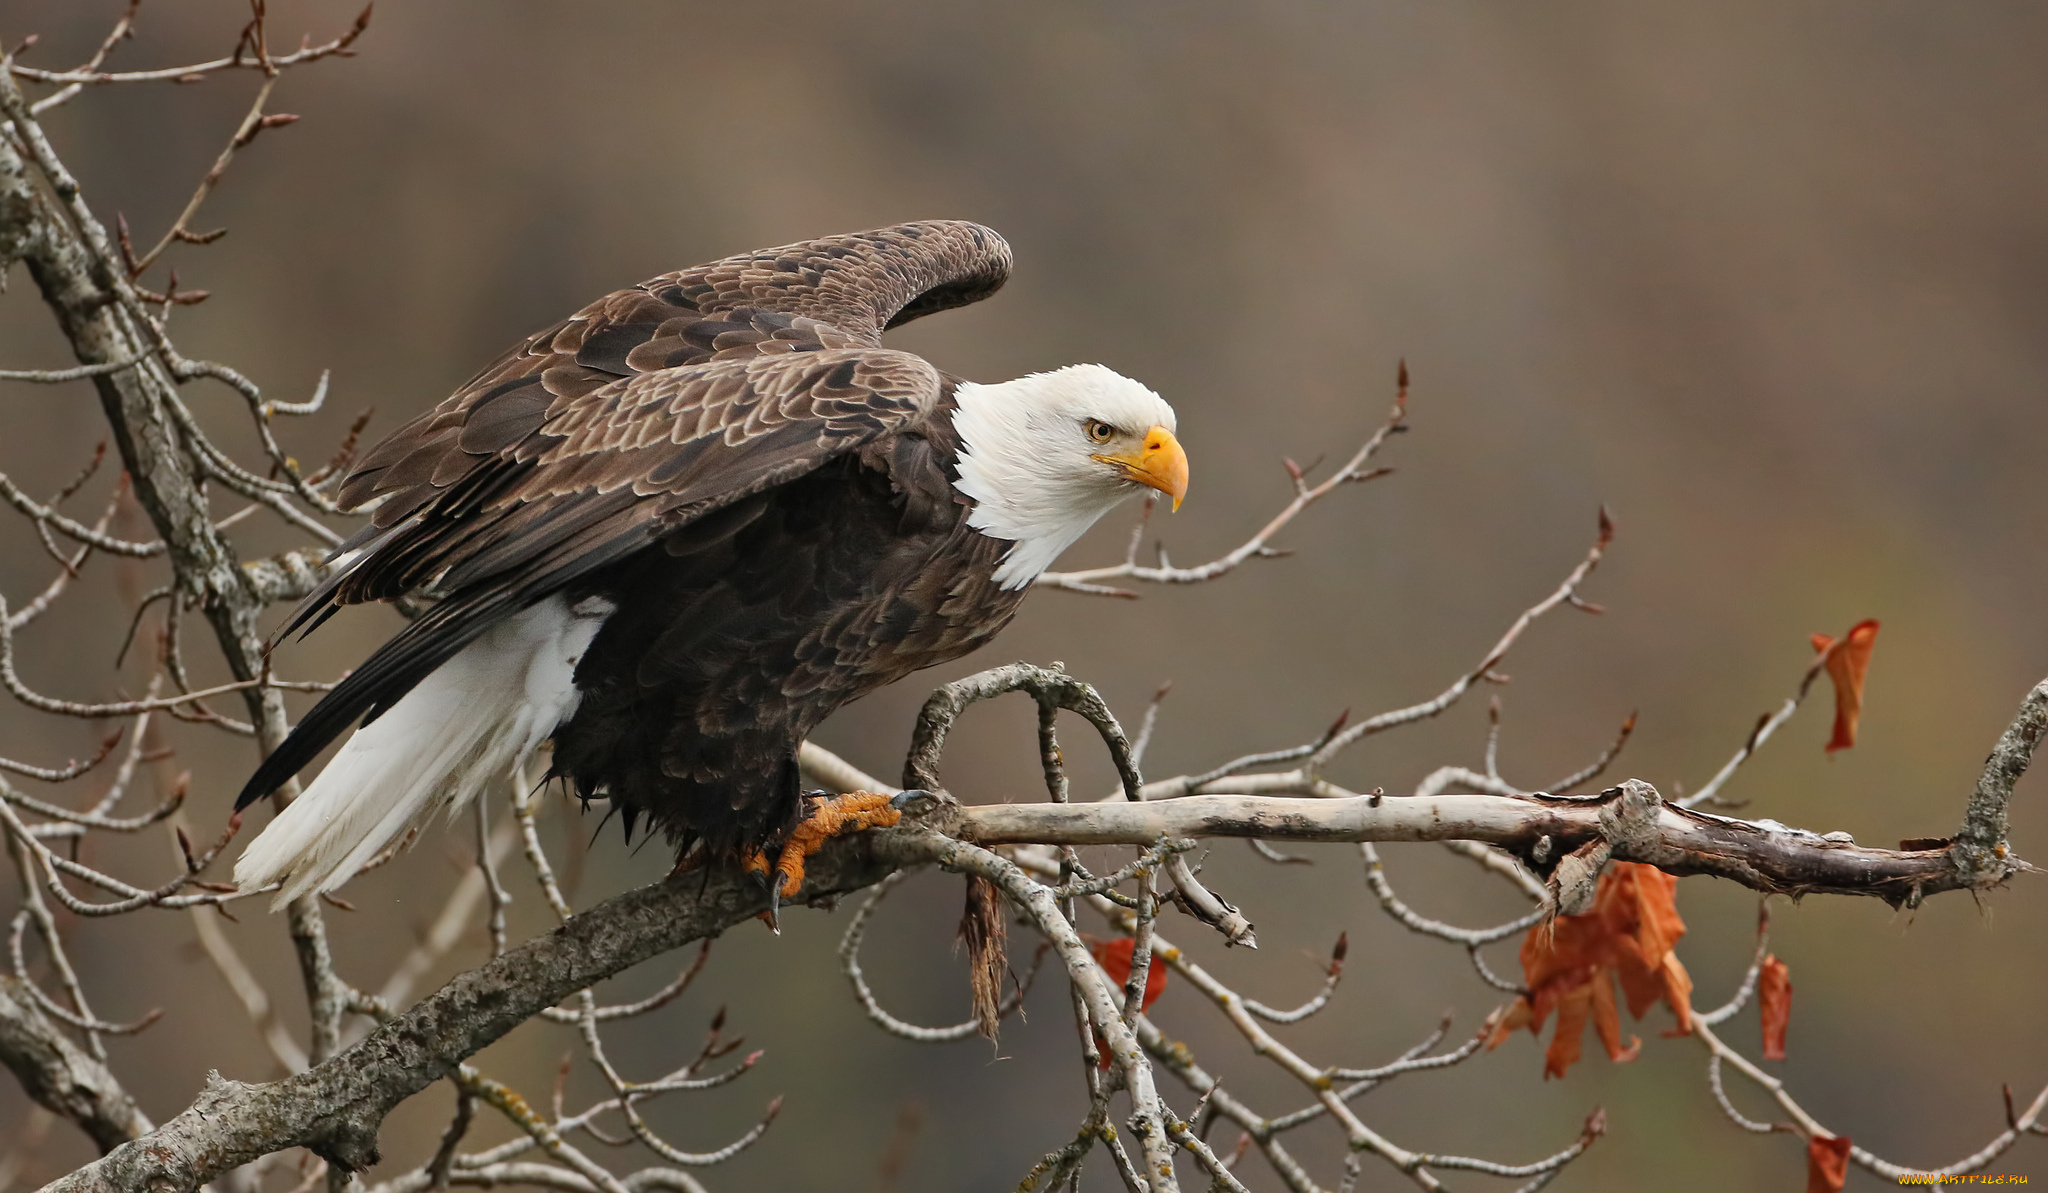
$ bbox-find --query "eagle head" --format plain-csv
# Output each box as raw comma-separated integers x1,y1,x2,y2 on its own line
951,363,1189,589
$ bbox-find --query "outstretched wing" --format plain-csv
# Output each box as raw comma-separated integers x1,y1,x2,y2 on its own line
238,349,949,812
337,219,1009,534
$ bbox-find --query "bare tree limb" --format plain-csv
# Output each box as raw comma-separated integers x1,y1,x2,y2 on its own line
0,47,362,1181
948,781,2011,905
46,735,2029,1192
39,836,906,1193
11,7,370,107
1953,678,2048,884
0,976,150,1154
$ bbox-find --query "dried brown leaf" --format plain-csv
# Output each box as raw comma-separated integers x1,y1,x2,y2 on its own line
1760,953,1792,1061
1810,620,1879,753
1491,862,1691,1078
1806,1134,1851,1192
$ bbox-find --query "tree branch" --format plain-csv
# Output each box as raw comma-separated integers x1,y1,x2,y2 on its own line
0,976,150,1154
1953,678,2048,884
40,837,907,1193
948,781,2009,905
0,43,361,1145
45,739,2034,1193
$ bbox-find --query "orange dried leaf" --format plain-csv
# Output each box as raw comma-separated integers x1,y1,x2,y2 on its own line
1810,619,1879,753
1090,936,1167,1011
1487,995,1535,1048
1544,981,1592,1080
1760,953,1792,1060
1806,1134,1852,1193
1088,937,1169,1070
1654,952,1694,1035
1587,969,1640,1067
1597,863,1692,1033
1494,862,1692,1078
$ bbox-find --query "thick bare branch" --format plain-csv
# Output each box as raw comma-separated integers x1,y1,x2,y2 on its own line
947,781,2005,905
0,975,150,1153
41,836,906,1193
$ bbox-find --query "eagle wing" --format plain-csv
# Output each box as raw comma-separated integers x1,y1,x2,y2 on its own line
337,219,1010,535
239,221,1010,810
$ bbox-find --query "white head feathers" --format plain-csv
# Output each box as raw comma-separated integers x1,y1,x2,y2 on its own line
951,363,1181,588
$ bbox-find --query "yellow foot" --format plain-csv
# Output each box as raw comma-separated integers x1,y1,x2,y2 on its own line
770,791,903,898
743,791,904,928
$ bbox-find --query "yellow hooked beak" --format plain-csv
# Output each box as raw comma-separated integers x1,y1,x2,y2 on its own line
1096,425,1190,511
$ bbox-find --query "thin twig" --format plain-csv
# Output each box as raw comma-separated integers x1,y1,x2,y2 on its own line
1038,378,1407,594
15,4,372,107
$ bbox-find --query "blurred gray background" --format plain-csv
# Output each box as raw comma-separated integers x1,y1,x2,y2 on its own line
1,1,2045,1188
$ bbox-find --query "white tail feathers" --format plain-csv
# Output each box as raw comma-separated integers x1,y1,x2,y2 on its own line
235,593,612,908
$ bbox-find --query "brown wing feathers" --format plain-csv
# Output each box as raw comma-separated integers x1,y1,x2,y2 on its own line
237,222,1010,812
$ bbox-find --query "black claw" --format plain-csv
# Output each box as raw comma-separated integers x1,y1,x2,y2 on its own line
752,865,782,934
890,788,929,810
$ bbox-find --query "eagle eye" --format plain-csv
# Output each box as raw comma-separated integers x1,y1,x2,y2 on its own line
1084,419,1116,444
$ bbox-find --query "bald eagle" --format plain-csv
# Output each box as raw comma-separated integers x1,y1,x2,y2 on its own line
233,221,1188,908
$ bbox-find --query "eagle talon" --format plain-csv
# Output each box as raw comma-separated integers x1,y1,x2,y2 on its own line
742,849,781,932
753,791,906,925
